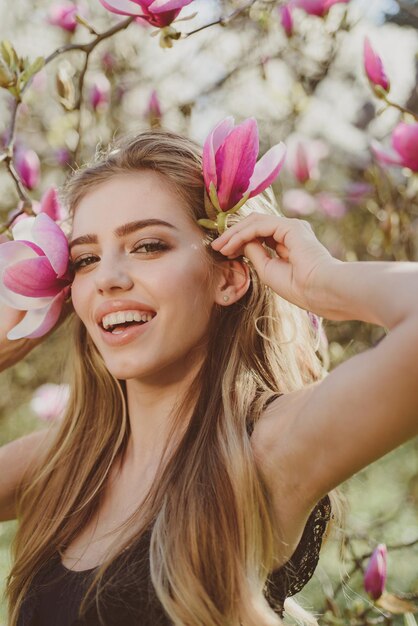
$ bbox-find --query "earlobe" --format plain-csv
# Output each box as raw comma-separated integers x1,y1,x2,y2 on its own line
215,258,250,306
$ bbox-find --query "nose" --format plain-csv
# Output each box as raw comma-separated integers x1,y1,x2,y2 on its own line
94,257,134,294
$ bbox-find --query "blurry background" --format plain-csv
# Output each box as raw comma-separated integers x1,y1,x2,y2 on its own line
0,0,417,624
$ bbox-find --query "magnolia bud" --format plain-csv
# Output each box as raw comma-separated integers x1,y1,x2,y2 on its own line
14,147,41,190
364,544,387,601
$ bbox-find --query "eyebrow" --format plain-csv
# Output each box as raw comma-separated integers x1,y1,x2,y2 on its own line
69,219,179,251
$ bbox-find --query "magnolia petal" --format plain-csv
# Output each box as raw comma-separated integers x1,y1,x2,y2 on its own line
370,140,403,167
7,288,67,340
39,187,62,221
98,0,144,16
0,241,51,309
148,0,194,11
216,118,259,210
31,213,70,278
202,117,235,192
282,189,317,215
11,216,36,242
0,280,52,314
0,240,39,267
364,38,390,92
391,122,418,171
247,142,287,197
316,192,347,219
3,256,64,298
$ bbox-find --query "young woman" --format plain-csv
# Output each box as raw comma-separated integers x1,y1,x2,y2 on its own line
1,128,417,626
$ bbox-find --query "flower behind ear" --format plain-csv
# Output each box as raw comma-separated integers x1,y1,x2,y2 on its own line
200,117,286,234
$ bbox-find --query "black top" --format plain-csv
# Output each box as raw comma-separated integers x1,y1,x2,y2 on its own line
17,395,333,626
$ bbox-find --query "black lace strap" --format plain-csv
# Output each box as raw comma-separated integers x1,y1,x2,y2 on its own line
264,494,332,611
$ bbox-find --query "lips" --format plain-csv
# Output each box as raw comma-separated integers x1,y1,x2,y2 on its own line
97,312,155,347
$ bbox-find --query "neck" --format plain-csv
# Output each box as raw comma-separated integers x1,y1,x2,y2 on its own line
123,353,204,474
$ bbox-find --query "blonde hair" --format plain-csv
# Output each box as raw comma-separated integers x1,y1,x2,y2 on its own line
6,129,346,626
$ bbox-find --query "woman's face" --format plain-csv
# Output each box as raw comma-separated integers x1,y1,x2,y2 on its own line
69,171,218,382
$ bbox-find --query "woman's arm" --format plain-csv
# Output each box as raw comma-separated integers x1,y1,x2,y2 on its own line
0,303,71,519
211,215,418,511
253,260,418,510
0,428,55,521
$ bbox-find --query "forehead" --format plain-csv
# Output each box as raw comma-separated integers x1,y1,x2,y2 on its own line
71,171,194,236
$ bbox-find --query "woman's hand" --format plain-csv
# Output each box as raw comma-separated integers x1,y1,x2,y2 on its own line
211,213,339,314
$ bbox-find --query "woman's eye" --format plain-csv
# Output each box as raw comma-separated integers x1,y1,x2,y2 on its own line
132,241,168,254
71,255,98,271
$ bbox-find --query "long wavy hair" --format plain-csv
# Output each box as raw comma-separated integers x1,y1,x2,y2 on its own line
6,129,346,626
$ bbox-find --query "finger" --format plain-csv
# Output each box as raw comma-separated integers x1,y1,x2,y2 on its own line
276,243,289,260
242,239,271,276
211,214,280,249
243,239,293,293
215,219,292,256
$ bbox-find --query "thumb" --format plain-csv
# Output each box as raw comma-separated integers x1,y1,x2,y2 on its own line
242,239,270,272
243,239,293,296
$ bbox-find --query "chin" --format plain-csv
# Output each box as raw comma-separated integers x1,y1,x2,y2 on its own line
103,361,146,381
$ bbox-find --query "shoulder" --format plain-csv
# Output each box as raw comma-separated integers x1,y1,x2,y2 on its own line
0,426,58,521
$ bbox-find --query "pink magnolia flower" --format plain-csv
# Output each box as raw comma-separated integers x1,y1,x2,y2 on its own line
287,138,328,183
283,189,346,218
279,5,293,37
290,0,350,17
345,181,372,205
89,74,111,110
0,213,73,340
364,544,387,600
98,0,194,28
54,147,72,167
30,383,70,422
48,3,79,32
14,147,41,190
316,192,347,218
201,117,286,232
34,187,69,222
145,89,162,126
371,122,418,172
8,187,68,228
364,38,390,94
282,189,317,215
101,50,117,72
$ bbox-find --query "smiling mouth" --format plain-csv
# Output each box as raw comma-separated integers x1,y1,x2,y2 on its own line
99,311,156,335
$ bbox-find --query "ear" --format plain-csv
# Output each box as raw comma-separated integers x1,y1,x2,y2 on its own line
214,258,250,306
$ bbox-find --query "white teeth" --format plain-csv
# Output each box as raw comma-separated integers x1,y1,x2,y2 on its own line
101,310,155,329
